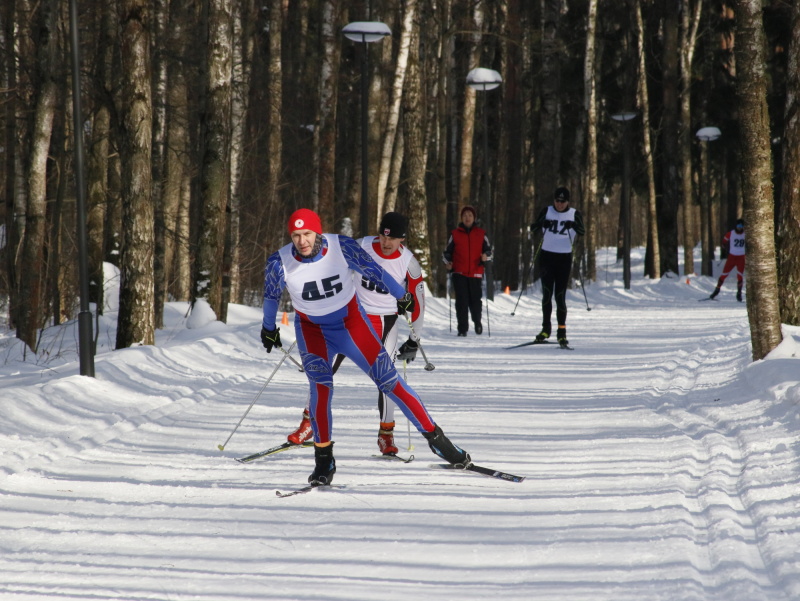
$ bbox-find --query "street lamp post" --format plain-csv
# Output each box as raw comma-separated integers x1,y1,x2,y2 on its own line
343,21,391,237
466,68,502,301
68,0,95,377
696,126,721,277
611,111,638,290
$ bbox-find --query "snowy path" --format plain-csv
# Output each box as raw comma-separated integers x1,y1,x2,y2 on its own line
2,261,800,600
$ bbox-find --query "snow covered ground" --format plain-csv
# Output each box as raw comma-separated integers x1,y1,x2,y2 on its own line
1,248,799,601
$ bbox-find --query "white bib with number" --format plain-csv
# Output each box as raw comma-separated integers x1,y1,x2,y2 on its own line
279,234,356,315
356,237,412,315
542,206,577,254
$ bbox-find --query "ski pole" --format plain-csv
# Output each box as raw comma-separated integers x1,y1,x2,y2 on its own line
484,270,491,337
217,339,297,451
402,360,414,451
512,236,543,316
447,274,452,332
403,314,434,371
569,229,591,312
277,345,304,371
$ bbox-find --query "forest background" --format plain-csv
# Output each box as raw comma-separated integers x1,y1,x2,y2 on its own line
1,0,799,362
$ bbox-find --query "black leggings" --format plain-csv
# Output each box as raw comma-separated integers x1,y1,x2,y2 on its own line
539,250,572,331
451,273,483,334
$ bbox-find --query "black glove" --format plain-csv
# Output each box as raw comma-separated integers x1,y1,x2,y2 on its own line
260,326,282,353
397,338,419,362
542,219,553,229
563,220,575,230
397,292,415,315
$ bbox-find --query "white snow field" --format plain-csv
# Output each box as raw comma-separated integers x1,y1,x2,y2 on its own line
1,248,799,601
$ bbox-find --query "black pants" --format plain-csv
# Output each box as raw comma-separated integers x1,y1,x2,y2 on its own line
451,273,483,334
539,250,572,332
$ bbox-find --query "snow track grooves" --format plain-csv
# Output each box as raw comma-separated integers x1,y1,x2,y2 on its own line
2,249,800,600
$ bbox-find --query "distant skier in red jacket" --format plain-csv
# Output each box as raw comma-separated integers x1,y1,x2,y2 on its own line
710,219,745,302
442,206,492,337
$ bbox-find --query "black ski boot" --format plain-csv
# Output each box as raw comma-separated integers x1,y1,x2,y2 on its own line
710,286,720,300
736,285,743,302
308,442,336,485
423,425,471,467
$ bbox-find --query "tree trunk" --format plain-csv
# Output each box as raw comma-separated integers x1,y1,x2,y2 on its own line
659,1,681,275
458,1,483,210
86,0,116,316
375,0,415,224
163,0,191,303
734,0,782,360
777,1,800,325
193,0,232,320
582,0,599,281
17,0,58,351
679,0,702,276
314,0,340,228
402,19,431,285
537,0,563,215
635,0,660,279
115,0,155,349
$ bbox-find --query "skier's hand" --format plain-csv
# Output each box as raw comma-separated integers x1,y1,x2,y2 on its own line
397,338,418,362
563,220,575,230
260,326,282,353
397,292,415,315
542,219,553,229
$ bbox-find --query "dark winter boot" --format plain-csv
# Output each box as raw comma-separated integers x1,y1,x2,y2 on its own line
308,442,336,485
557,326,568,346
709,286,721,300
736,285,743,302
423,425,471,467
535,330,550,343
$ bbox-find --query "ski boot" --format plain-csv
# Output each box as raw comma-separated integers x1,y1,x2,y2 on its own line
534,330,550,343
423,425,470,467
736,285,743,302
377,422,398,455
709,286,721,300
308,442,336,485
288,411,313,444
557,326,569,348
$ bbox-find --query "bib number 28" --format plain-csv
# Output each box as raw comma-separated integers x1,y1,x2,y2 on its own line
302,275,343,301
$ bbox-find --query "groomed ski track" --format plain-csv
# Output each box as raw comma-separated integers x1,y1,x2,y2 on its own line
1,249,799,601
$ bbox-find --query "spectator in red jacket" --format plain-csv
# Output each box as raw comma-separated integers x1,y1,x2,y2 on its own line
442,206,492,337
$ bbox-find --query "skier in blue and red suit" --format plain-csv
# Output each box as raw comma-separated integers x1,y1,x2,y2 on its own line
260,208,470,485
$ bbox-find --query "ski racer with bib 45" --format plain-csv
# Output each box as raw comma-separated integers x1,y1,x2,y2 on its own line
260,209,469,486
283,211,427,458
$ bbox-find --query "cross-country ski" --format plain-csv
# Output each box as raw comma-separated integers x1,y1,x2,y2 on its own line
235,441,314,463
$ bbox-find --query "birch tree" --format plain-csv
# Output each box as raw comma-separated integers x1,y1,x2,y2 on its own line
635,0,660,278
734,0,782,360
115,0,155,348
678,0,702,275
192,0,232,320
375,0,416,222
17,0,58,351
777,0,800,325
582,0,599,280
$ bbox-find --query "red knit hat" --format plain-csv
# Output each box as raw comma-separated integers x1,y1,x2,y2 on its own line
287,208,322,235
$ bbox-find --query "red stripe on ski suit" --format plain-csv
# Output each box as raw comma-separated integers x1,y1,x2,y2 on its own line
295,296,435,443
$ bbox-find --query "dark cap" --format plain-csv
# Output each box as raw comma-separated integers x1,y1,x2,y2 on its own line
379,212,408,238
554,187,570,202
735,218,744,229
461,205,477,219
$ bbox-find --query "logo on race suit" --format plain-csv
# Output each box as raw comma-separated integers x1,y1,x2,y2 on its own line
294,218,306,229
